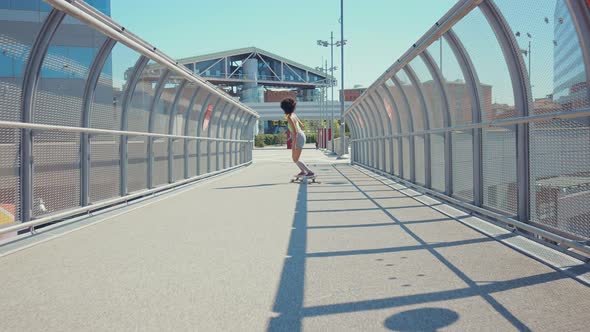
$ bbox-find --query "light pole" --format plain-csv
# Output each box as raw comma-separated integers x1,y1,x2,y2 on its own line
339,0,347,157
318,34,346,153
515,31,532,83
315,64,327,148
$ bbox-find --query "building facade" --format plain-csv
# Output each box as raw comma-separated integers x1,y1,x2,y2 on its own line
553,0,587,109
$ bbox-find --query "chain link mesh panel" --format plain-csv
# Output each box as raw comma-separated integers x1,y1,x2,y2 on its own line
0,128,20,226
187,139,197,178
452,130,474,202
90,135,120,203
172,139,184,182
32,131,80,217
431,133,446,192
152,138,168,187
128,136,147,193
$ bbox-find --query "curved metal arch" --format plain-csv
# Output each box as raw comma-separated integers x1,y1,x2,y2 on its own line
346,111,360,162
230,110,247,167
346,113,360,162
444,28,484,205
119,56,149,196
195,93,213,175
371,89,397,174
404,63,433,188
377,84,405,176
354,107,370,165
20,9,66,221
80,37,117,206
146,69,172,189
167,80,190,135
240,116,255,164
391,75,416,181
216,105,236,170
368,93,392,172
208,102,230,172
182,86,201,179
480,0,533,221
166,79,189,183
357,104,374,167
197,98,221,174
361,99,383,169
223,106,239,168
235,112,251,165
420,50,454,194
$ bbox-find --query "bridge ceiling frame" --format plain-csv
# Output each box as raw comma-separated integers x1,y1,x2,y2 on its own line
343,0,590,256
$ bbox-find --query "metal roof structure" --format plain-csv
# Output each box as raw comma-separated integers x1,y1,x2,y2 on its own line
147,47,335,88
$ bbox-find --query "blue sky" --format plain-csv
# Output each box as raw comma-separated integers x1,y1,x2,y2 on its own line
110,0,457,89
109,0,562,104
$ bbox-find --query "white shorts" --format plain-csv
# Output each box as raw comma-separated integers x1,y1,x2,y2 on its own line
296,132,306,149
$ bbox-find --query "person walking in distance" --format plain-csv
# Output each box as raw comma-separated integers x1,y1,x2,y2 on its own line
281,98,315,177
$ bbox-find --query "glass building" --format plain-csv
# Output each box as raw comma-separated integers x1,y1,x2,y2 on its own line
553,0,586,107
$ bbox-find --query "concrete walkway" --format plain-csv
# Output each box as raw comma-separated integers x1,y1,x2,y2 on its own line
1,147,589,331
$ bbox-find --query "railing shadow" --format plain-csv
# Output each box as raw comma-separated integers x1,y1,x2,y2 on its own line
267,164,588,332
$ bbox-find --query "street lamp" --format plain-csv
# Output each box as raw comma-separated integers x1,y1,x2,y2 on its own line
515,31,532,83
317,33,346,153
314,65,326,148
339,0,347,157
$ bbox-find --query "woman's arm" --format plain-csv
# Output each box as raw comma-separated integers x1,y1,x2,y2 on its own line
298,118,305,130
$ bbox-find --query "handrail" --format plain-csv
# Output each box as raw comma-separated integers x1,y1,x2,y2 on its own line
44,0,259,119
0,120,252,143
350,107,590,142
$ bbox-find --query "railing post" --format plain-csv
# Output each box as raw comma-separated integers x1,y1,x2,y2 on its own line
377,84,404,176
419,51,453,194
183,87,200,179
444,29,484,205
391,75,416,182
167,80,188,183
81,38,117,206
196,94,212,175
146,70,171,189
403,65,432,188
20,9,66,222
119,56,149,196
480,0,533,221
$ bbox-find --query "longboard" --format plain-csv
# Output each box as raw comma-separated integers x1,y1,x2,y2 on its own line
290,175,320,184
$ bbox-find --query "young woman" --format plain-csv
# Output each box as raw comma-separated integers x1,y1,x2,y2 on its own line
281,98,315,177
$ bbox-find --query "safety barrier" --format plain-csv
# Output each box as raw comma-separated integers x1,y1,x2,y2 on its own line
0,0,258,233
345,0,590,255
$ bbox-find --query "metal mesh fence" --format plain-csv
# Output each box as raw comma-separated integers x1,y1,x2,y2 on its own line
414,135,426,185
128,136,148,193
153,138,168,187
0,4,255,235
33,131,81,217
346,0,590,247
430,133,446,192
172,139,184,182
452,131,474,202
0,128,20,226
90,135,120,203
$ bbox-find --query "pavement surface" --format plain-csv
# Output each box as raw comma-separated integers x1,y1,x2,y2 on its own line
1,145,589,331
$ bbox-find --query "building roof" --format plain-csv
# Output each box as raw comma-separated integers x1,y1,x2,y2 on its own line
175,47,332,81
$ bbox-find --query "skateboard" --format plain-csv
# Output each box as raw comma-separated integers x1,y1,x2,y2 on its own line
290,174,320,184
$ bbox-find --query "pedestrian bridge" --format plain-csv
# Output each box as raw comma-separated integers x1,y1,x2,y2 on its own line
1,0,590,331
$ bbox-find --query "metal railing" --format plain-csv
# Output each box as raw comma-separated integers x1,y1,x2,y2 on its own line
345,0,590,255
0,0,258,235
